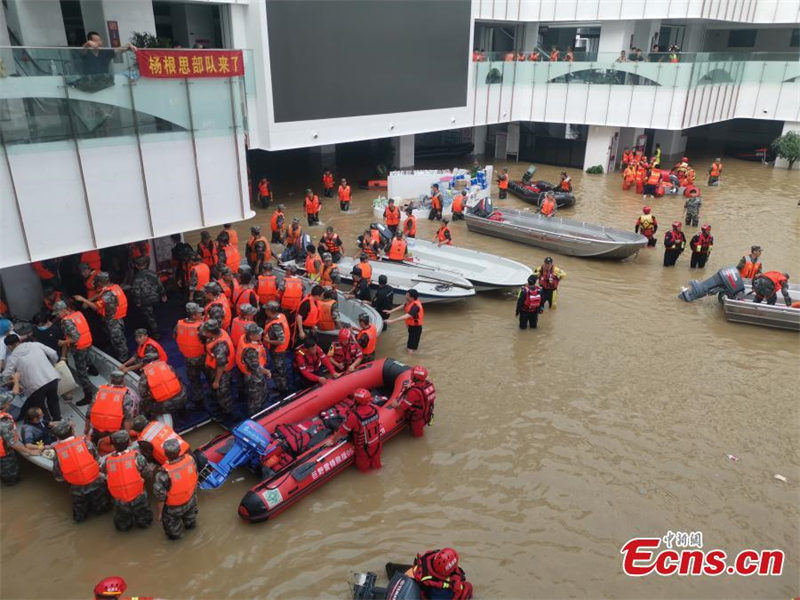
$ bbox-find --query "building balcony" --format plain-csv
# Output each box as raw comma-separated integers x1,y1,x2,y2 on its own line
0,46,254,269
472,52,800,130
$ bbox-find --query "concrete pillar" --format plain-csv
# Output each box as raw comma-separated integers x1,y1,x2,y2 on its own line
472,126,488,157
598,21,635,56
80,0,155,47
310,144,336,171
521,23,539,51
0,265,43,320
775,121,800,169
5,0,67,46
171,4,218,48
633,20,660,53
652,130,688,162
393,135,415,169
682,22,706,53
583,126,619,173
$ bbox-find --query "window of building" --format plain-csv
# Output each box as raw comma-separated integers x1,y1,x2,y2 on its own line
727,29,757,48
791,28,800,48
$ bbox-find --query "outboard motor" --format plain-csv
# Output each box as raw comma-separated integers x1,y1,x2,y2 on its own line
370,222,393,246
199,420,277,489
679,266,745,302
469,197,493,217
521,164,537,184
351,570,422,600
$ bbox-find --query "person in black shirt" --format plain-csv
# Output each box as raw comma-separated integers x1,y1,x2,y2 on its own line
348,267,372,302
32,313,64,353
371,275,394,328
80,31,136,75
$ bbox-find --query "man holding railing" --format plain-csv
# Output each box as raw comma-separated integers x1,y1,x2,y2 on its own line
80,31,136,76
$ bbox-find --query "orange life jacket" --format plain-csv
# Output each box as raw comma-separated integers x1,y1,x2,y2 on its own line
498,175,508,190
142,361,182,402
436,226,452,245
137,338,167,363
197,242,217,268
647,171,661,186
175,319,205,359
63,310,92,350
204,331,234,371
358,261,372,282
298,295,319,327
384,206,400,226
305,255,321,278
304,195,321,215
54,436,100,486
280,276,304,311
322,173,334,189
189,263,211,288
204,296,232,330
349,404,381,450
319,264,335,287
235,339,267,375
403,215,417,237
247,235,270,263
224,228,239,247
220,245,241,273
163,454,197,506
80,250,102,271
738,256,761,279
404,299,424,326
317,299,337,331
452,195,465,214
256,274,278,304
270,211,285,234
234,287,258,318
388,239,407,260
431,193,443,209
360,239,378,260
550,50,559,61
230,316,249,350
322,233,341,254
258,181,270,197
89,385,126,433
559,179,571,192
0,413,17,458
265,313,291,352
710,162,721,177
97,285,128,319
357,324,378,356
285,225,302,246
129,242,150,260
338,185,351,201
84,270,98,296
761,271,787,293
521,286,542,311
138,421,188,465
541,199,555,216
106,449,145,502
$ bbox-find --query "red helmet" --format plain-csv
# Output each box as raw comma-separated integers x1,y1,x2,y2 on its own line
94,577,127,599
431,548,459,579
701,224,711,232
642,206,651,214
682,156,688,162
672,221,681,229
353,388,371,405
338,328,352,343
412,366,428,382
688,188,699,197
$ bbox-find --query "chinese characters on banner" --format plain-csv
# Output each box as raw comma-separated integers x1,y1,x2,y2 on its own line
136,49,244,78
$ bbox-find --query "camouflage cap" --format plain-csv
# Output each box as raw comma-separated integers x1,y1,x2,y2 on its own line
94,271,110,282
110,430,130,447
239,304,258,316
134,256,149,268
244,323,263,337
251,225,261,233
203,282,221,294
322,253,332,261
265,301,280,313
162,438,182,459
52,421,72,438
109,370,125,384
202,318,221,333
185,302,203,314
134,328,148,337
218,266,231,276
51,300,68,314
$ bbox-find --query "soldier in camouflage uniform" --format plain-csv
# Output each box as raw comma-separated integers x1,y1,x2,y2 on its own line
75,272,129,362
0,401,37,485
101,430,153,531
203,282,227,325
51,421,110,522
238,323,271,415
153,438,198,540
263,301,289,397
200,319,233,418
137,354,187,417
86,370,139,445
53,300,97,404
173,303,206,408
130,257,166,338
684,191,703,227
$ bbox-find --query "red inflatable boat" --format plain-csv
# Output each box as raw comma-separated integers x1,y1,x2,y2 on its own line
196,358,417,523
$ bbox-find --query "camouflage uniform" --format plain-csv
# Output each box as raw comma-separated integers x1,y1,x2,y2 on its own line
174,320,206,407
247,238,269,273
138,368,187,416
205,338,233,415
99,289,129,361
101,450,153,531
60,317,97,400
52,438,111,522
153,457,199,540
131,268,165,336
0,418,20,485
264,319,288,396
240,344,268,415
684,196,702,227
205,300,226,325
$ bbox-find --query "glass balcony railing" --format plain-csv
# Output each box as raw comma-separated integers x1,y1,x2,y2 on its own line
473,51,800,89
0,46,252,148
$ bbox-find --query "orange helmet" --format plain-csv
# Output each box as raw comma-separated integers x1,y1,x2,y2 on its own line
431,548,459,579
353,388,372,405
338,328,352,344
701,224,711,232
642,206,651,214
94,576,127,599
672,221,682,229
412,366,428,381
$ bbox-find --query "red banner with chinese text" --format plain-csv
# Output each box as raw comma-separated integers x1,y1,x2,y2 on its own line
136,49,244,79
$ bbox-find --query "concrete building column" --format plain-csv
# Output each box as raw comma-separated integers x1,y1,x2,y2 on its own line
583,126,619,173
653,130,688,162
521,23,539,51
0,266,43,320
598,21,635,56
681,22,707,53
170,4,219,48
393,135,415,169
472,126,488,157
80,0,155,48
4,0,67,46
775,121,800,169
310,144,337,171
633,20,660,52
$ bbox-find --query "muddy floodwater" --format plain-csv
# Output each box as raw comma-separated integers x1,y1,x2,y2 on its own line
1,157,798,599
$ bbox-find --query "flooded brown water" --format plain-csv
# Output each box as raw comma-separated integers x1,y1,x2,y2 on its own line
2,157,798,599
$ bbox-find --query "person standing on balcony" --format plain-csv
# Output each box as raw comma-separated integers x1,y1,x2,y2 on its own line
549,47,560,62
616,51,627,63
564,47,574,62
79,31,136,75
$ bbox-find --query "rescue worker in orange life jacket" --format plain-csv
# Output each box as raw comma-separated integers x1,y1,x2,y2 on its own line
201,318,235,419
318,225,344,262
327,328,363,374
643,167,662,198
322,169,335,197
295,334,339,387
736,245,762,279
347,266,372,302
296,284,324,342
196,231,217,269
357,253,373,284
271,204,286,244
279,263,304,317
42,286,63,314
634,206,659,247
384,198,402,234
412,547,473,600
753,272,792,306
53,300,97,404
304,188,321,226
338,178,352,211
220,223,239,248
153,438,199,540
689,224,714,269
79,261,99,298
256,262,280,305
515,275,544,330
317,287,341,332
137,354,187,418
304,245,322,282
355,312,378,362
663,221,686,267
203,281,232,330
389,365,435,437
101,429,153,532
533,257,566,309
403,206,417,238
429,184,444,221
497,167,509,200
257,177,272,208
263,301,291,397
559,171,573,193
215,232,241,279
245,225,270,274
51,420,110,523
236,322,271,416
74,271,129,362
326,387,382,472
131,415,188,470
357,228,381,260
85,370,136,447
319,253,340,289
172,302,205,409
385,288,424,353
119,328,166,374
234,270,259,318
451,190,467,221
217,265,241,305
708,158,722,186
539,192,557,217
434,219,453,247
386,231,408,261
186,253,211,304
